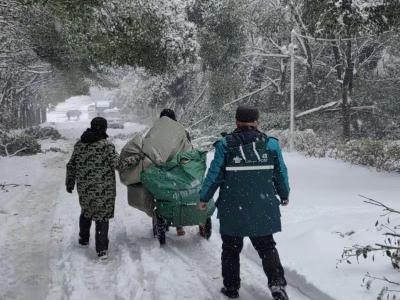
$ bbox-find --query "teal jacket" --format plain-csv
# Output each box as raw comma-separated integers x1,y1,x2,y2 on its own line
200,130,290,237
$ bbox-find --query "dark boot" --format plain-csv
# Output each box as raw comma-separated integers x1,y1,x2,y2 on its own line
98,250,109,261
176,226,186,236
95,220,109,255
220,287,239,299
270,286,289,300
79,213,92,246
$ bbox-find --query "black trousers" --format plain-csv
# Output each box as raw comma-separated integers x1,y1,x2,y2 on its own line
221,234,286,290
79,213,109,253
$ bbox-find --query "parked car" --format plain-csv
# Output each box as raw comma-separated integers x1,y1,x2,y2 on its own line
108,118,124,129
66,110,82,120
88,104,97,119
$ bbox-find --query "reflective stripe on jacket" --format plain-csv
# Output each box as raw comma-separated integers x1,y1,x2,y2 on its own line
199,128,290,236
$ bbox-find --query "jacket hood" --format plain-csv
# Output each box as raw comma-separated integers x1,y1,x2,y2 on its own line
80,128,108,144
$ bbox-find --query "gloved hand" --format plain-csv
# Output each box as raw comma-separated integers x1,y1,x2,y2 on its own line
281,199,289,206
198,201,207,210
66,186,74,194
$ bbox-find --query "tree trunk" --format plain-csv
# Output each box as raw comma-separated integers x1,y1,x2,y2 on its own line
341,81,351,140
41,107,47,123
341,0,354,140
342,39,354,141
21,104,27,129
332,40,352,140
303,38,318,106
35,108,41,125
26,104,33,128
288,2,318,105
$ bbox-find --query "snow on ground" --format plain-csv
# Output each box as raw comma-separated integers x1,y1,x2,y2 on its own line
1,98,399,300
277,153,400,299
47,96,93,123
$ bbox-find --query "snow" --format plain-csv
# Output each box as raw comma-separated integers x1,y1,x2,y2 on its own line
278,153,400,299
1,97,399,300
47,96,93,123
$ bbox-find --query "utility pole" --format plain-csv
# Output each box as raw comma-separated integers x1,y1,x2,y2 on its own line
289,29,296,152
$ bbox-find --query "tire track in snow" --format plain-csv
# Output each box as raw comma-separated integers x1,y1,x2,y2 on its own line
41,121,334,300
240,239,336,300
120,217,219,300
0,152,67,300
48,166,330,300
164,233,309,300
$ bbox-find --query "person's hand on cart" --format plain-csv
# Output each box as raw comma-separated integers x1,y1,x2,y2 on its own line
198,201,207,210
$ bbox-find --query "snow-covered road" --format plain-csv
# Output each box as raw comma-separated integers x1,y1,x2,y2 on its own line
1,101,399,300
0,148,66,300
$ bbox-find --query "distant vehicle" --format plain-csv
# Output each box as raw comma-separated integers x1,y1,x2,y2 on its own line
108,118,124,129
88,101,112,118
104,108,124,129
66,110,82,121
88,104,96,119
96,101,111,115
103,107,120,118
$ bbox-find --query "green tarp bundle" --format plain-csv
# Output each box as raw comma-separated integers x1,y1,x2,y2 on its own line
119,117,193,186
119,117,193,217
127,183,154,217
119,133,152,186
141,150,215,226
142,117,193,165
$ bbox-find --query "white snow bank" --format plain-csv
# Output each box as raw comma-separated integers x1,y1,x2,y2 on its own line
273,153,400,299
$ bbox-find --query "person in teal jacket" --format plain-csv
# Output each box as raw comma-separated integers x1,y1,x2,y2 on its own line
199,105,290,300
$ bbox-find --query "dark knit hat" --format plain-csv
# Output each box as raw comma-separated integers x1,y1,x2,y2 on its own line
90,117,108,132
160,108,177,121
235,105,259,122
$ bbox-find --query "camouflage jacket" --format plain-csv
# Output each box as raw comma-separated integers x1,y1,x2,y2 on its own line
66,140,119,221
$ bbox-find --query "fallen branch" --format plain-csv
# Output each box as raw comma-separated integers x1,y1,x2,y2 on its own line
296,101,340,118
365,273,400,287
188,114,213,129
0,143,27,157
360,195,400,215
188,83,273,129
334,230,355,238
375,244,400,251
222,83,273,109
0,183,31,192
384,233,400,238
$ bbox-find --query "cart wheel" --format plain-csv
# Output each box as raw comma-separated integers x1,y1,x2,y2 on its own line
205,217,212,240
152,214,157,238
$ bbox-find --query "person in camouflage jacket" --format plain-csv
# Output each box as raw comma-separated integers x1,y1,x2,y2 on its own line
66,117,119,259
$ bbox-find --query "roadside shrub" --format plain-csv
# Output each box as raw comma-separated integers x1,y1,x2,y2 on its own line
333,139,400,172
24,126,63,140
261,112,289,130
191,126,400,172
43,147,68,154
0,133,41,156
268,129,400,172
268,129,333,158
